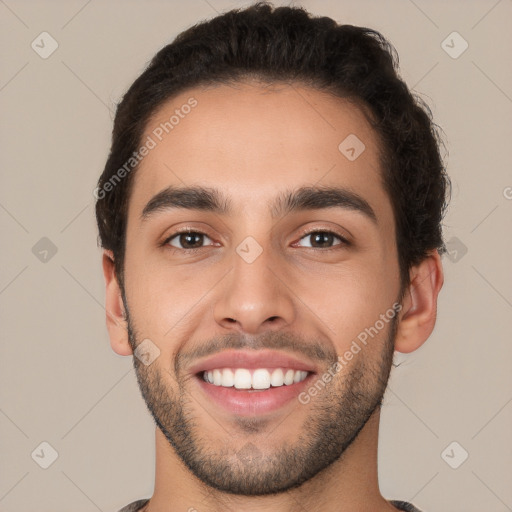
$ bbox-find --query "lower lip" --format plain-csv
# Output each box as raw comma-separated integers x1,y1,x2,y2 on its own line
195,373,314,416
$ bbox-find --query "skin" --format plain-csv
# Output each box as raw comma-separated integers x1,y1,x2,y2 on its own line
102,80,444,512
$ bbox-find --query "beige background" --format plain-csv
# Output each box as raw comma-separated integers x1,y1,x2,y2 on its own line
1,0,511,511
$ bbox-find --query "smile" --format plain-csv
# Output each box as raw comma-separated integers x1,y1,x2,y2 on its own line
202,367,310,390
190,349,318,416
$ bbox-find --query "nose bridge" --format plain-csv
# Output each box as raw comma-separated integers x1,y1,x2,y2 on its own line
213,234,295,334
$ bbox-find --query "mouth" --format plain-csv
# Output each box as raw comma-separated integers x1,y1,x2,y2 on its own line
201,367,310,390
190,350,318,416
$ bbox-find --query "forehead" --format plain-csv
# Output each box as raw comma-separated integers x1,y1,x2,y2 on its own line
129,80,391,224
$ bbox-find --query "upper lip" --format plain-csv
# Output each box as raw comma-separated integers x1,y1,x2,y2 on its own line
189,349,319,375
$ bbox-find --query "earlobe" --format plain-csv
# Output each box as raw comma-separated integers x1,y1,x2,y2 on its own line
394,250,444,354
102,250,133,356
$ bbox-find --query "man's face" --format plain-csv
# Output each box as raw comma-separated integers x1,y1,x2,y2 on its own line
121,81,402,495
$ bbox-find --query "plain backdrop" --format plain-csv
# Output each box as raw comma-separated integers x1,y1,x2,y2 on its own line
1,1,511,511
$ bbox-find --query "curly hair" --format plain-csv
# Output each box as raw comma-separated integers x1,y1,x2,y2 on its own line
96,1,451,293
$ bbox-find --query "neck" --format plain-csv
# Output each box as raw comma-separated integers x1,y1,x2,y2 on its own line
145,408,398,512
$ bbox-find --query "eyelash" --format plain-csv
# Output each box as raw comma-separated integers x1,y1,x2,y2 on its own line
294,229,351,250
162,228,350,253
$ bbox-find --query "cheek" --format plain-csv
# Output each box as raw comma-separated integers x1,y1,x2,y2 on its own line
125,255,217,343
291,254,396,349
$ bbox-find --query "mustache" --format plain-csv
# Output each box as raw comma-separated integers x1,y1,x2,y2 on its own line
174,330,338,374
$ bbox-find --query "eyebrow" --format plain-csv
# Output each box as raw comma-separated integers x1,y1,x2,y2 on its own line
141,184,377,225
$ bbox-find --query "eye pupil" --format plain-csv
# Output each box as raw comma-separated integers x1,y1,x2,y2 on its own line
311,232,334,247
181,232,203,248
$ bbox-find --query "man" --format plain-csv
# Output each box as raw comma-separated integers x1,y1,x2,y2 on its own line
95,2,450,511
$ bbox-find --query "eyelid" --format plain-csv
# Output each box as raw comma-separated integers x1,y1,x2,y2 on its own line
299,226,351,245
162,227,216,248
293,227,351,248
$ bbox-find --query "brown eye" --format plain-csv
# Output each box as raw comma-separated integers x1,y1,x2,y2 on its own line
297,231,346,249
167,231,213,250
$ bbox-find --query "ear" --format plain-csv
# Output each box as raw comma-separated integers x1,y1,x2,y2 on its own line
394,249,444,353
102,250,133,356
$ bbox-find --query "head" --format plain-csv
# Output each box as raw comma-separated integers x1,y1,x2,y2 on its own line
97,2,449,496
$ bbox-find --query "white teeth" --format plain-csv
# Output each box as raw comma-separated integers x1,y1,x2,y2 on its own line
284,369,295,385
252,369,271,390
270,368,284,387
213,369,222,386
294,370,308,383
234,369,252,389
221,368,234,387
202,368,309,389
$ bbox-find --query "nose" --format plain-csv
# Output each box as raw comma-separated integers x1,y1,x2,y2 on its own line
213,243,296,335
